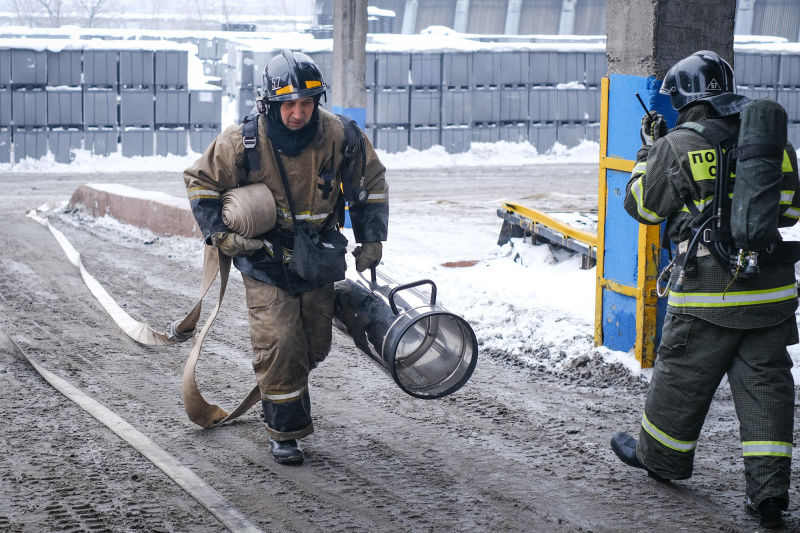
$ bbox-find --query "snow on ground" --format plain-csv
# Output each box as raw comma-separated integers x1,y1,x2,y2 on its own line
21,138,800,385
0,138,601,174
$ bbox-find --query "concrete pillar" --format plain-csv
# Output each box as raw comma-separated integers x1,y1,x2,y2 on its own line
734,0,755,36
558,0,576,35
454,0,470,33
401,0,418,34
333,0,368,128
597,0,736,367
504,0,522,35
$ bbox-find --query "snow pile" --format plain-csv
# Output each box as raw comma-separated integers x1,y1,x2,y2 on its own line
378,140,600,168
0,139,602,173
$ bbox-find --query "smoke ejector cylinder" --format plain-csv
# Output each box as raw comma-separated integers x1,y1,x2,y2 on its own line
333,268,478,399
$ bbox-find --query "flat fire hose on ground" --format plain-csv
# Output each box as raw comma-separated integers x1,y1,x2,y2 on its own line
26,210,261,428
0,330,263,533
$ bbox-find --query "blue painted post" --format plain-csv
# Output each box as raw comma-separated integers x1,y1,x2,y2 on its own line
595,75,675,366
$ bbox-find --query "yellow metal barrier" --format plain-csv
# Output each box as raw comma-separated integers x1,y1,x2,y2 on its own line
500,201,597,248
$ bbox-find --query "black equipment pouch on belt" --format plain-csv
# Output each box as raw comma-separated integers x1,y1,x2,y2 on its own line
289,221,348,284
273,149,347,284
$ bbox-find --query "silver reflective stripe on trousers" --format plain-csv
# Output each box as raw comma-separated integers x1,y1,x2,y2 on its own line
668,284,797,308
742,441,793,458
264,387,306,403
642,413,698,452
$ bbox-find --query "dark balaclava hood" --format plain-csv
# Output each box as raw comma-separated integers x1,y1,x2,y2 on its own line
266,96,321,157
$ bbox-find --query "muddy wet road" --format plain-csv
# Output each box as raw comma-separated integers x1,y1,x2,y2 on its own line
1,166,797,532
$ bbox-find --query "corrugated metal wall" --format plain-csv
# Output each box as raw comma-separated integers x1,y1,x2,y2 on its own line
752,0,800,41
574,0,606,36
467,0,509,35
517,0,562,35
415,0,459,33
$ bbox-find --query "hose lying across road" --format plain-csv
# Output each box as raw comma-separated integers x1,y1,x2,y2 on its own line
0,331,263,533
26,210,261,426
15,209,266,532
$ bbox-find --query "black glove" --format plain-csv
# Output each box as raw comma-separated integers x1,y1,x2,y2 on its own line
352,241,382,272
210,231,264,257
640,113,667,146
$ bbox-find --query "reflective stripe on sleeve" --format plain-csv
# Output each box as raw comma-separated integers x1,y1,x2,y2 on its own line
783,150,793,172
632,161,646,174
263,387,306,403
366,191,389,203
276,207,330,222
680,195,713,213
629,176,667,223
642,413,697,452
783,207,800,219
780,190,794,205
742,441,793,458
668,284,797,308
187,187,221,201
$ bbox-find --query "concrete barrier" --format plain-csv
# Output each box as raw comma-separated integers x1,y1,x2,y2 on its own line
67,183,201,238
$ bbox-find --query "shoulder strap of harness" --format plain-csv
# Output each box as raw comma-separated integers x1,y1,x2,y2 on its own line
675,119,739,267
336,114,367,204
242,113,261,173
677,120,737,150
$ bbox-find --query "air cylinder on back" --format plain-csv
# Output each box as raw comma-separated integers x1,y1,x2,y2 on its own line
333,268,478,399
731,97,788,252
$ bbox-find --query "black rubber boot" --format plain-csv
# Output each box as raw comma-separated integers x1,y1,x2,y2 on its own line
745,497,785,529
610,432,670,483
269,438,304,465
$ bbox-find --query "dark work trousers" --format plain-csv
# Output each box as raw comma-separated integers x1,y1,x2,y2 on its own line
637,312,797,508
242,274,334,441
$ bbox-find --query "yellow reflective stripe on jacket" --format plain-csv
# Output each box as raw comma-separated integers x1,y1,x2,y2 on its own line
632,161,646,174
276,207,331,222
668,284,797,308
642,413,697,452
780,190,794,205
366,191,389,203
688,149,717,181
187,186,221,201
783,150,793,172
783,206,800,219
629,176,667,223
680,195,714,213
742,441,793,458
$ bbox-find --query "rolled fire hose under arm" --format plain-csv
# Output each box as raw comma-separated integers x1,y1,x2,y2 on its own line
27,210,260,428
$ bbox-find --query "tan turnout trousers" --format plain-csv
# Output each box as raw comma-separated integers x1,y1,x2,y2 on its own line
242,273,334,441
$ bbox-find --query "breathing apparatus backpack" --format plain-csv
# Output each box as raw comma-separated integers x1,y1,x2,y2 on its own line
671,97,800,287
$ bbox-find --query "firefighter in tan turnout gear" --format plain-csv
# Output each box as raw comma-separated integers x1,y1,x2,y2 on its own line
184,50,389,465
610,51,800,529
